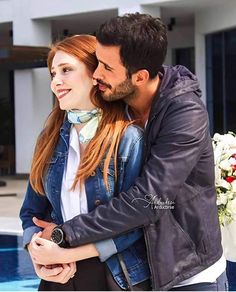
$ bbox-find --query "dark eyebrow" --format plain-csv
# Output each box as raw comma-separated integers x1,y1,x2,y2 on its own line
51,63,70,71
97,59,114,71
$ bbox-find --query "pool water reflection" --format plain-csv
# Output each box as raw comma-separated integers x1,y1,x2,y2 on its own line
0,234,39,291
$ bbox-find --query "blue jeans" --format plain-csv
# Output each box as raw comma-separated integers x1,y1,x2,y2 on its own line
226,261,236,291
170,271,228,291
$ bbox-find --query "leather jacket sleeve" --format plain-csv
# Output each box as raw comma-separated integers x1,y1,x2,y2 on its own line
61,96,210,247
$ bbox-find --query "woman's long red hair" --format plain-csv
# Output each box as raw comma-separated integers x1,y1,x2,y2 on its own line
29,35,131,194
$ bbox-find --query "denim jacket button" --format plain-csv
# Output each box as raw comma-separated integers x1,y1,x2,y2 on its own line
90,171,96,176
94,199,102,206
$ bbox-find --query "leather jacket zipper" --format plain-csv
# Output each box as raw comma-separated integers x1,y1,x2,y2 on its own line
144,226,157,291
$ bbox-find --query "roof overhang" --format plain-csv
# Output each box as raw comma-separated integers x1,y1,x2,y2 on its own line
0,46,49,70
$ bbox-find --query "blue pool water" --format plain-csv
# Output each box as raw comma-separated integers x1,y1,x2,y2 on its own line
0,234,40,291
3,233,235,290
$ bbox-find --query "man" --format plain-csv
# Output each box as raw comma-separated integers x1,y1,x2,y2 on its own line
33,13,227,290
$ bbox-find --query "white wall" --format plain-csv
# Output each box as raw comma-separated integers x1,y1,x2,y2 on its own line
12,0,52,173
0,0,13,23
14,70,34,173
32,68,53,139
3,0,236,172
195,1,236,105
28,0,184,20
15,68,52,173
165,26,194,65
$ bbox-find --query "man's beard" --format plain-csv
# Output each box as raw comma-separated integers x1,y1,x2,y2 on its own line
99,78,135,102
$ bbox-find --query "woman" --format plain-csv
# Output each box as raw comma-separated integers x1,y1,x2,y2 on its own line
20,35,150,291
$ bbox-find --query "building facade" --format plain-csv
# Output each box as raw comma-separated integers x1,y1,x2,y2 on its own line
0,0,236,174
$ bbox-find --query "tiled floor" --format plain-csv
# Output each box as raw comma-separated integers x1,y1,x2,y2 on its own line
0,176,28,235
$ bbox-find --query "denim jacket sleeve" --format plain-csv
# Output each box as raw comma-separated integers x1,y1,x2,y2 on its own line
95,126,144,261
19,182,51,247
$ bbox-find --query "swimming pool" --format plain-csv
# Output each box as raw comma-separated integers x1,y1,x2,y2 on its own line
2,232,234,290
0,234,40,291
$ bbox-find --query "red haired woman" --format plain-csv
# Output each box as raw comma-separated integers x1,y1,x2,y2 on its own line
20,35,150,290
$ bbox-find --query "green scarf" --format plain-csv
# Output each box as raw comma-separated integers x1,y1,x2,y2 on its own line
67,108,102,144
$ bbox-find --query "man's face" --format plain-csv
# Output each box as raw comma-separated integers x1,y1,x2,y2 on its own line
93,42,135,102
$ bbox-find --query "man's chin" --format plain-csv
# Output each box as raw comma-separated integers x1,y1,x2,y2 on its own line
100,91,113,102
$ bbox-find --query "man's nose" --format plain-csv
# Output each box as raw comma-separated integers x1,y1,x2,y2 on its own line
93,66,102,82
92,78,98,86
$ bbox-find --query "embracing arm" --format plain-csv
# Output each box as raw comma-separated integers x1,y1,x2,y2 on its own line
30,233,99,265
46,97,210,247
33,132,145,262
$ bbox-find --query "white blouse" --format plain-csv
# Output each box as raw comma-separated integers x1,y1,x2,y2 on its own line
60,126,88,222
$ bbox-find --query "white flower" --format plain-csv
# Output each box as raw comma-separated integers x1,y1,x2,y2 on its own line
215,166,222,185
229,157,236,165
213,132,236,225
217,192,228,206
217,178,231,190
231,180,236,193
214,145,225,164
227,197,236,215
213,133,224,143
219,159,232,171
221,133,236,147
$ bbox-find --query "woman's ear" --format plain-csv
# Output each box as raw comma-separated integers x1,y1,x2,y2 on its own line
131,69,150,86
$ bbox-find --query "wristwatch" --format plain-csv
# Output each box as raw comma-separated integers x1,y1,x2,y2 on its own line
51,225,67,247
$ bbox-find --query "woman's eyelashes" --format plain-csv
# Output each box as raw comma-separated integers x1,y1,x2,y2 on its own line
50,66,73,79
50,71,56,79
62,66,73,74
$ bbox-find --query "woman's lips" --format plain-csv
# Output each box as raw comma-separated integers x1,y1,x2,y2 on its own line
57,89,71,99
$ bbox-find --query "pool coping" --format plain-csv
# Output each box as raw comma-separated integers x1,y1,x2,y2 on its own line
0,217,23,236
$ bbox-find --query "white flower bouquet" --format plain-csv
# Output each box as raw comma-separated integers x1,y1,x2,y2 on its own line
212,132,236,261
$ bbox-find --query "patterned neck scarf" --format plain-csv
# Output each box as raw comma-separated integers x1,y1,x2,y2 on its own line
67,108,102,144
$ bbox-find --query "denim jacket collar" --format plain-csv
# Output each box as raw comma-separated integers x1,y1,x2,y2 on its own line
58,119,71,152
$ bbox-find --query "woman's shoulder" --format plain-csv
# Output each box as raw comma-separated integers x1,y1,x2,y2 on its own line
122,124,144,141
118,124,144,157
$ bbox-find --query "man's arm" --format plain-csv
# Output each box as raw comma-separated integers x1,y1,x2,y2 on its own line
60,97,210,246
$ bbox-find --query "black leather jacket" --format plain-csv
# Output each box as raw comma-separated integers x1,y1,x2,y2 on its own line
61,65,223,290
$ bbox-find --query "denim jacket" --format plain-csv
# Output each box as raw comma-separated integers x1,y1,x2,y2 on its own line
20,119,150,289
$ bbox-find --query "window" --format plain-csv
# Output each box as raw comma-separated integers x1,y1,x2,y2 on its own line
206,28,236,135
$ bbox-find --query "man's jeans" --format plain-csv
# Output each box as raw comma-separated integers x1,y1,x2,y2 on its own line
170,271,228,291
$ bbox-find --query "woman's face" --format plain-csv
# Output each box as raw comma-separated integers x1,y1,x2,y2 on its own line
50,50,95,111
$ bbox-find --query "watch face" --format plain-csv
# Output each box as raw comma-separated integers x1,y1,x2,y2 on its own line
51,228,64,245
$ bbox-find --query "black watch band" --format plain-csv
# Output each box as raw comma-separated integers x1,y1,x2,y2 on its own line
51,225,67,247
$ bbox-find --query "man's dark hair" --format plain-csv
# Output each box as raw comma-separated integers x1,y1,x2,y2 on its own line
96,13,167,79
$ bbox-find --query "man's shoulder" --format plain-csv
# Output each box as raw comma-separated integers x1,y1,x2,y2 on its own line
158,90,205,111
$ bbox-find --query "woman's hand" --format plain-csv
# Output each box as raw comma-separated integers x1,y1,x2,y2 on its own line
33,262,76,284
30,232,66,265
28,235,77,284
30,231,99,266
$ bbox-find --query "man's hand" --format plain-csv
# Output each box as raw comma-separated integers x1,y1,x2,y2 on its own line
33,217,56,240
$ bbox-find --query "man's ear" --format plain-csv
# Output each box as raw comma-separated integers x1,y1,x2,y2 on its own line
131,69,150,86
